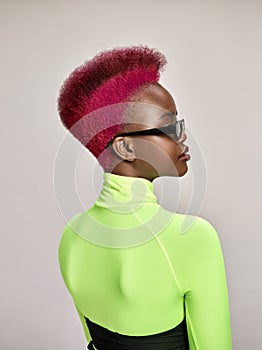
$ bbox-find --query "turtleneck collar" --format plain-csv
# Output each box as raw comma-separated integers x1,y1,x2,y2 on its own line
94,172,158,211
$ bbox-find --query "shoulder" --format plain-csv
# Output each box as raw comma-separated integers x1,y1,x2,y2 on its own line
191,216,220,242
176,216,227,288
60,212,84,236
157,208,221,245
176,214,223,256
58,212,84,254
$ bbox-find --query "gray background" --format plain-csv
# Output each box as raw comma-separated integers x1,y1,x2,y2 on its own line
1,0,261,349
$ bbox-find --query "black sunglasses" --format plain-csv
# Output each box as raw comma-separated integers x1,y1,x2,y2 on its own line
105,119,185,148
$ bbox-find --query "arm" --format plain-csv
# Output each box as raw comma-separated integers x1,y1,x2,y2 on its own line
58,223,93,346
184,218,232,349
74,303,92,344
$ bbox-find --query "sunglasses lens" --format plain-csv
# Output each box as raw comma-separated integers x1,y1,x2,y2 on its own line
172,122,180,140
174,120,184,141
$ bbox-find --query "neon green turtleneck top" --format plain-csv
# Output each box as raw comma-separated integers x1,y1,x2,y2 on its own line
58,172,232,349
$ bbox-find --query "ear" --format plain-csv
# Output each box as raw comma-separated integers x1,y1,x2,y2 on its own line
111,136,136,161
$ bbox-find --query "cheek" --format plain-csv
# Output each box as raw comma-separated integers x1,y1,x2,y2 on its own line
156,138,181,162
135,138,181,167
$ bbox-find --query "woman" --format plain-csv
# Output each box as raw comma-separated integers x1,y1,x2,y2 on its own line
57,46,232,349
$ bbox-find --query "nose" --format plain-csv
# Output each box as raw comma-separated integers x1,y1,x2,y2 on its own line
175,131,187,153
177,131,187,144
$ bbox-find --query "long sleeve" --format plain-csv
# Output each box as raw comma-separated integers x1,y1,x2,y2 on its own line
74,303,92,344
57,172,232,348
58,224,93,346
183,219,232,349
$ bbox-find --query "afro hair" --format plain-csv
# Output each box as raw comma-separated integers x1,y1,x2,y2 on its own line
57,45,167,170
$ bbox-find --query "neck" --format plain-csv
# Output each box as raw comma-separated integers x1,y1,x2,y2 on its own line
94,172,158,210
109,160,159,182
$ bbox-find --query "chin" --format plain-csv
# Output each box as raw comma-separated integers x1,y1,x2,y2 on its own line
172,163,188,177
179,166,188,176
159,167,188,178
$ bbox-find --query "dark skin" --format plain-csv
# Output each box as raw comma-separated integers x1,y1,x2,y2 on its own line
108,83,189,182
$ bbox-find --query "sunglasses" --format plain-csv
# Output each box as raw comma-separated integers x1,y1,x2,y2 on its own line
106,119,185,148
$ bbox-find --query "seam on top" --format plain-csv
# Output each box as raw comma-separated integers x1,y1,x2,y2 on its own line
133,210,184,298
184,303,199,349
153,234,184,297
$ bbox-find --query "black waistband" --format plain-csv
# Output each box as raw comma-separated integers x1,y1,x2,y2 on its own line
85,316,189,350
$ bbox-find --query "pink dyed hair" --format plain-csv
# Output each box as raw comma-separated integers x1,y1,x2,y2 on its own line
57,45,167,169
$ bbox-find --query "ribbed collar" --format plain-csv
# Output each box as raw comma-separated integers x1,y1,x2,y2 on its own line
94,172,158,210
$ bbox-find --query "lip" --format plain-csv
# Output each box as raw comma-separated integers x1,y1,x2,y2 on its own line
179,153,191,161
179,146,190,161
179,146,189,157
